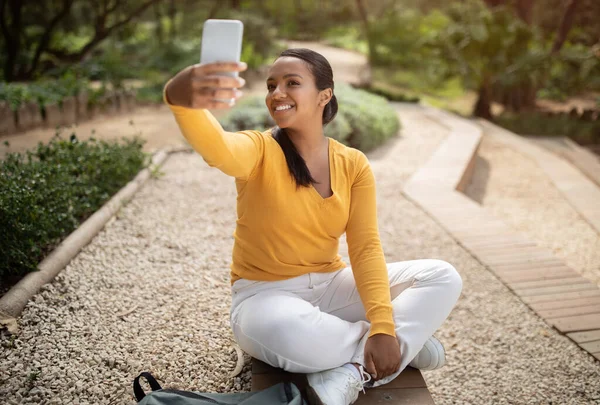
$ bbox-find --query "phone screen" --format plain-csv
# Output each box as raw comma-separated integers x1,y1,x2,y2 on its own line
200,19,244,78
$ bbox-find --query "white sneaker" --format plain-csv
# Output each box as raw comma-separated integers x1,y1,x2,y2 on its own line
408,336,446,371
306,365,372,405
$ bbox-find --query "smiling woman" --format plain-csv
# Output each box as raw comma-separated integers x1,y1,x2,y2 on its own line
163,48,462,405
266,49,337,191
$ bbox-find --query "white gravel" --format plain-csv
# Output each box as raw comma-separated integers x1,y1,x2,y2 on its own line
1,104,599,404
465,135,600,287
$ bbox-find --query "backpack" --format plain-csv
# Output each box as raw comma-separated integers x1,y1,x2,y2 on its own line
133,372,307,405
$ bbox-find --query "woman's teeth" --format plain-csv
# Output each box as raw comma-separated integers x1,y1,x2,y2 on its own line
275,105,293,111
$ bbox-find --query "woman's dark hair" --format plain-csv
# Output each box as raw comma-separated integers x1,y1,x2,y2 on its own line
271,48,338,187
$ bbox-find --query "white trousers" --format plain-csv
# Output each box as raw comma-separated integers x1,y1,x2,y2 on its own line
229,259,462,387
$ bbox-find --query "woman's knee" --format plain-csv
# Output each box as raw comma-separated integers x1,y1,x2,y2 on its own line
431,259,463,298
234,295,300,342
231,295,351,371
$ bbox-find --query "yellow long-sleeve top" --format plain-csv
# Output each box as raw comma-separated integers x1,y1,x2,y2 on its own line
167,102,395,337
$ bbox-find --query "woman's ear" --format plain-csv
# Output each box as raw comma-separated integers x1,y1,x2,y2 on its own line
319,88,333,107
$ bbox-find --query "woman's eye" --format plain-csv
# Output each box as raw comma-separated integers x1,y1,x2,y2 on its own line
267,84,275,91
289,81,299,86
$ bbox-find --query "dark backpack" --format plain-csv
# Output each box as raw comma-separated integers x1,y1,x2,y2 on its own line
133,372,307,405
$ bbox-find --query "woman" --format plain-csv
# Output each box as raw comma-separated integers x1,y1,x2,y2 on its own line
164,48,462,405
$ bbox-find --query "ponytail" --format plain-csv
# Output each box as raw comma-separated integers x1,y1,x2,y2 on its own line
273,127,315,187
323,94,338,125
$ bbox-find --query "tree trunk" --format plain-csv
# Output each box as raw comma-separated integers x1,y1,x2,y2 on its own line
552,0,580,53
45,0,160,66
154,1,164,45
27,0,74,78
207,0,222,19
487,0,537,112
474,78,494,120
482,0,507,7
515,0,534,24
355,0,376,66
0,0,23,82
168,0,176,40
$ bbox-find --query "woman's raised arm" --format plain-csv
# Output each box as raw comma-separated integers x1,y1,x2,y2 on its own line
164,62,264,180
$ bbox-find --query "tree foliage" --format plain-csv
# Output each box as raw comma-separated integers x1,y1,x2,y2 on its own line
0,0,165,81
438,0,546,117
0,0,283,82
1,0,598,119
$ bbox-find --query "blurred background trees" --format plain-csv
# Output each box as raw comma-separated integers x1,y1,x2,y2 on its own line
0,0,598,142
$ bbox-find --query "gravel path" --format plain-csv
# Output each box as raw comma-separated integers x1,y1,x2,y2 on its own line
2,104,599,404
465,135,600,287
1,152,248,404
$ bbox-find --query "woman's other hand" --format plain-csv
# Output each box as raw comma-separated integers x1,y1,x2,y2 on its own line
363,333,401,381
165,62,247,109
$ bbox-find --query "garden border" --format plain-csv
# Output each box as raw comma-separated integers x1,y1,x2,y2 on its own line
0,145,191,330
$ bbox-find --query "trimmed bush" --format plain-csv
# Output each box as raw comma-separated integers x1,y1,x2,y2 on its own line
135,81,165,105
363,84,421,103
220,83,400,152
496,112,600,145
0,135,147,280
0,75,89,113
336,83,401,151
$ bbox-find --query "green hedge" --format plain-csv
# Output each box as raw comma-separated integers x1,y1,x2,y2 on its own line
496,112,600,145
0,135,147,280
221,83,400,152
0,74,89,112
362,84,421,103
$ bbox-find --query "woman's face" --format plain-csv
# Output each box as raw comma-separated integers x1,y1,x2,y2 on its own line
265,57,326,129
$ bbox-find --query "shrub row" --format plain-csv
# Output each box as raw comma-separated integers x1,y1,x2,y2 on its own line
0,80,139,136
220,83,401,152
361,84,421,104
0,135,147,280
496,111,600,145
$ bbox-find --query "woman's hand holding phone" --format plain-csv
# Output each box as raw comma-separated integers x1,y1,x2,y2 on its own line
165,61,247,110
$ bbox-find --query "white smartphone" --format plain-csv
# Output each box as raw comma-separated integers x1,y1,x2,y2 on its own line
200,19,244,78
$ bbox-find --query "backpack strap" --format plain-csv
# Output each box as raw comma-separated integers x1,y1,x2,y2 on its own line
283,382,294,403
133,372,163,401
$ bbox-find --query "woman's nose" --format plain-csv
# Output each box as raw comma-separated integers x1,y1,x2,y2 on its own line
272,85,286,99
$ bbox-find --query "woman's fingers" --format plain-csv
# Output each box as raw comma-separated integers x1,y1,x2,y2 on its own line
192,62,248,86
195,61,248,75
192,97,236,110
205,99,237,110
191,88,243,107
196,87,243,100
165,62,247,109
191,88,243,109
193,74,246,89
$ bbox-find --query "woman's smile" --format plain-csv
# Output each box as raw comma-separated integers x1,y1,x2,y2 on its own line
273,104,296,114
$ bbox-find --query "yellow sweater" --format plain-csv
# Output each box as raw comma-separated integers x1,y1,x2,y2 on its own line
167,103,395,337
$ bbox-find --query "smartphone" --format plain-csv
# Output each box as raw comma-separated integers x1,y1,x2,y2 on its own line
200,19,244,78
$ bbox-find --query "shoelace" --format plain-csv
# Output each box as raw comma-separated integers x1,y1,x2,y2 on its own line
332,366,373,397
355,365,372,395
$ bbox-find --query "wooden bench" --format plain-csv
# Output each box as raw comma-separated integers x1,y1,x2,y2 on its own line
251,359,435,404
